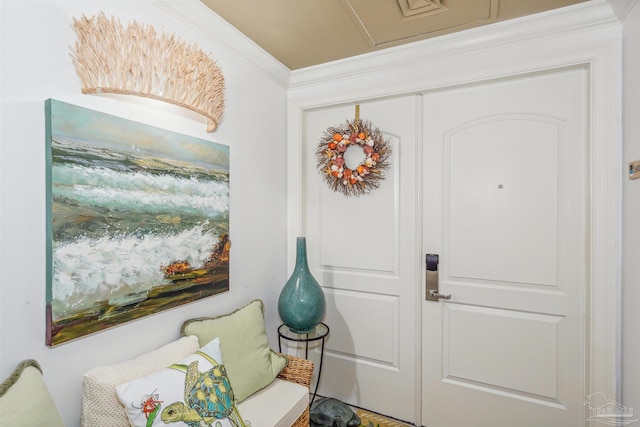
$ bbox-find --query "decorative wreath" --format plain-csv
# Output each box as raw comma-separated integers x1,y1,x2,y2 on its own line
315,118,391,197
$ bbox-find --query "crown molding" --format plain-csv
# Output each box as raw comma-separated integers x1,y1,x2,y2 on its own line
608,0,640,20
152,0,622,92
151,0,291,89
289,0,619,89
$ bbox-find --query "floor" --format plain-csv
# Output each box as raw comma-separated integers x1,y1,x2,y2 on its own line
356,408,414,427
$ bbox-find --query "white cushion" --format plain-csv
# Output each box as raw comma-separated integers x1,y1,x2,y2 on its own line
81,335,199,427
237,378,309,427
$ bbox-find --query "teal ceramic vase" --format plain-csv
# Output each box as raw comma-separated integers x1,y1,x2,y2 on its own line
278,237,326,334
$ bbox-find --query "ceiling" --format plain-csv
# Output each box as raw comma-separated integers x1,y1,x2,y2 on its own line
200,0,590,70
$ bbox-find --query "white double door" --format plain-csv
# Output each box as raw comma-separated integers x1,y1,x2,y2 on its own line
302,67,588,426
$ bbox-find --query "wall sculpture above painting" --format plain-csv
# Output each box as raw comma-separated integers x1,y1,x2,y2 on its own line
70,13,225,132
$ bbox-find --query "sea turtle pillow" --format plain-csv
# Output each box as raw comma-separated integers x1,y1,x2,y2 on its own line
116,338,249,427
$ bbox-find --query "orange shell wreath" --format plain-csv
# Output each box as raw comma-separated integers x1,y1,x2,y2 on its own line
316,119,391,197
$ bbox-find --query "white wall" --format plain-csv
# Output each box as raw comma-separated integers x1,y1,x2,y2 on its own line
622,0,640,415
0,1,289,426
1,0,636,424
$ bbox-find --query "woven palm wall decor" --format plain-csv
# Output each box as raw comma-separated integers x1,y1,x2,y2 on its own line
70,13,225,132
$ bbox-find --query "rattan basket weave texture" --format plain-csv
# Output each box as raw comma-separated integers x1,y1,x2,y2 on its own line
276,354,314,427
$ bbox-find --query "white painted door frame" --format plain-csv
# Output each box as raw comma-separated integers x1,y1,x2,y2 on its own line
287,3,621,423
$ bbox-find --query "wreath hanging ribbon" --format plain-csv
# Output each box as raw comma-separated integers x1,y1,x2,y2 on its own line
315,108,391,197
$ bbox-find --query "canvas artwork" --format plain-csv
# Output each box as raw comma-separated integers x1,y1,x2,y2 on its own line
45,99,230,346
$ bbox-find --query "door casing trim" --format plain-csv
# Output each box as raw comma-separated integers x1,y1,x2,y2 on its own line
286,3,621,423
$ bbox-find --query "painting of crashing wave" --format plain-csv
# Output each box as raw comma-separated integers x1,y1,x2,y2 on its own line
45,99,230,346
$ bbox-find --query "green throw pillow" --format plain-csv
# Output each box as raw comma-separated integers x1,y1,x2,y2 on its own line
0,360,65,427
181,299,287,402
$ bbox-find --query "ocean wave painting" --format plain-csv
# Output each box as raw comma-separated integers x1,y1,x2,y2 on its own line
45,99,230,346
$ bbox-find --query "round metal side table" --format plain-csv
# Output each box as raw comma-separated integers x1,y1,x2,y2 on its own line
278,322,329,405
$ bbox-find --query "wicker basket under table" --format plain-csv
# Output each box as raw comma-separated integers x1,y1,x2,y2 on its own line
276,354,314,427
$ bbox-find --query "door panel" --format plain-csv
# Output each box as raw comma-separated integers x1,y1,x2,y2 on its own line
445,304,561,399
303,97,419,421
318,161,397,271
325,289,399,364
422,69,587,426
448,116,560,286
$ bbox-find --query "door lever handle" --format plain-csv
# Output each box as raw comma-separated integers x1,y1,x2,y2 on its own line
425,254,452,301
429,290,451,300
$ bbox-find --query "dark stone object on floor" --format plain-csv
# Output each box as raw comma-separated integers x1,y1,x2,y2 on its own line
310,397,362,427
